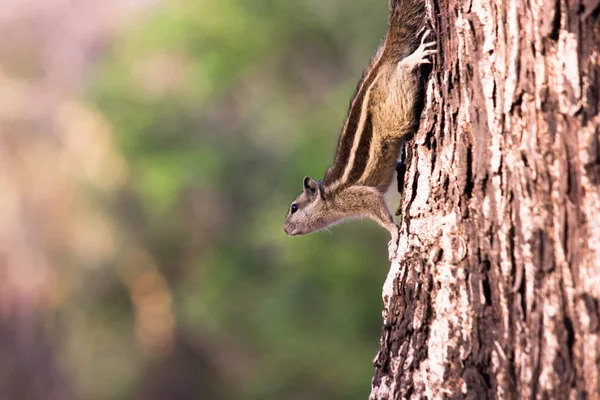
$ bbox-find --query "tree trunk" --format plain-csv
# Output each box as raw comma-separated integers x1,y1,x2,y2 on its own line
370,0,600,398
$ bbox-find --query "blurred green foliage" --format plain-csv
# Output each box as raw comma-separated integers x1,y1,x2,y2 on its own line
88,0,393,398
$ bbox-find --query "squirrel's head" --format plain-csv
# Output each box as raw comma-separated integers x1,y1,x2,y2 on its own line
284,176,336,236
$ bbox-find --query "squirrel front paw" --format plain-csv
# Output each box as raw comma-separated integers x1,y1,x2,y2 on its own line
386,224,401,261
387,239,399,261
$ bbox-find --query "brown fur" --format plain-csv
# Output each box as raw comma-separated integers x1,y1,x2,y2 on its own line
284,0,434,258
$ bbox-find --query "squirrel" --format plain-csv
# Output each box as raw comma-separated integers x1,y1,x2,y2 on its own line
283,0,436,260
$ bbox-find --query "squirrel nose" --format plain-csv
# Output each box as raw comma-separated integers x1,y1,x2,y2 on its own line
283,225,296,236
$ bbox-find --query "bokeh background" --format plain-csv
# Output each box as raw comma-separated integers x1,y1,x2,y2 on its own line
0,0,396,399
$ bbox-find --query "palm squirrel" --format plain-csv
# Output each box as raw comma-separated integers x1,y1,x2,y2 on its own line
283,0,436,260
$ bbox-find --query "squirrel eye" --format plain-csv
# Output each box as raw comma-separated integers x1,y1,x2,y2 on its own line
291,204,299,214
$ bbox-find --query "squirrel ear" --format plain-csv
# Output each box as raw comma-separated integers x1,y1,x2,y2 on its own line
303,176,319,194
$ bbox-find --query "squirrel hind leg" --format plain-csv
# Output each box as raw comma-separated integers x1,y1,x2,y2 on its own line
398,30,437,70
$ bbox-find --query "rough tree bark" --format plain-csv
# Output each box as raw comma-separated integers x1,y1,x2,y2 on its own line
370,0,600,398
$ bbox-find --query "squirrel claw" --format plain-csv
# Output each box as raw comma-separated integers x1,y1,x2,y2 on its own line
399,30,437,69
420,29,432,44
417,25,429,36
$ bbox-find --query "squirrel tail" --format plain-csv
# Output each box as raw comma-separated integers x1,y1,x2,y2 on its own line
386,0,426,61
